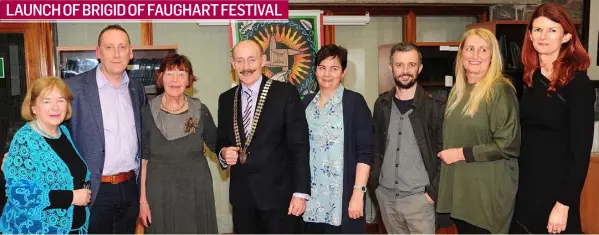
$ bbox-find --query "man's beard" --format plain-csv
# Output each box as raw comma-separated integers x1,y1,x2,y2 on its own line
393,74,416,89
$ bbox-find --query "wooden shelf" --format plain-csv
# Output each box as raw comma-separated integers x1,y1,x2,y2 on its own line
415,41,460,47
56,45,178,52
56,44,178,90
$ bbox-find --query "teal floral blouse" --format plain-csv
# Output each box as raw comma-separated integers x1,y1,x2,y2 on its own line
303,85,345,226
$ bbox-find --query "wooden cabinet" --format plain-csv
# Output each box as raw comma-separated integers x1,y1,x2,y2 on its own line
581,155,599,234
414,42,459,88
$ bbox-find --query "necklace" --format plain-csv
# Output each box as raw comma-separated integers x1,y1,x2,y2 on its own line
161,96,187,113
33,120,61,139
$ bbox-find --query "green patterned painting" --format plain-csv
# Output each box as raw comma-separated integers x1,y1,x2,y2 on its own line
230,10,323,96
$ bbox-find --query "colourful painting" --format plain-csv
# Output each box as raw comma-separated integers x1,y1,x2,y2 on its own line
230,10,323,96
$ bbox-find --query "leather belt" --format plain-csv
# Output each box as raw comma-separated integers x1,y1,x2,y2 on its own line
101,170,134,184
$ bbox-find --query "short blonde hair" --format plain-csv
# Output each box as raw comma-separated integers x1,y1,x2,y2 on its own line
21,76,73,121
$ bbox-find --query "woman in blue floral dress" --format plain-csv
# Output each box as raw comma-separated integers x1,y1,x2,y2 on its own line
301,44,374,233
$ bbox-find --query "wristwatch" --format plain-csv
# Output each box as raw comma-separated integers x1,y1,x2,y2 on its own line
354,185,367,192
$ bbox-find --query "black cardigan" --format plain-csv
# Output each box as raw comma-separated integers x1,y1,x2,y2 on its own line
302,89,374,233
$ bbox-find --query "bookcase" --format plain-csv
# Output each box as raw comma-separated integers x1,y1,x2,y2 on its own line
415,42,459,101
465,20,583,98
56,45,178,94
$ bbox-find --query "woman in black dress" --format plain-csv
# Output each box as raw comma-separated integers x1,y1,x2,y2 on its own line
512,3,594,234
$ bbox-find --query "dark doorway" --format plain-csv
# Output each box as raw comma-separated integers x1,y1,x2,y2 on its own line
0,33,27,214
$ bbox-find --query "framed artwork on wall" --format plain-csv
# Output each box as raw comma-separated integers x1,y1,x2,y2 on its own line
229,10,324,97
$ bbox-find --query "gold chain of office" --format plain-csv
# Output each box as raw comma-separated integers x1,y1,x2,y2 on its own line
233,79,273,164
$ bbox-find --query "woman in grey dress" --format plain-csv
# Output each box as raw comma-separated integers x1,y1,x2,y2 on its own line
138,54,218,234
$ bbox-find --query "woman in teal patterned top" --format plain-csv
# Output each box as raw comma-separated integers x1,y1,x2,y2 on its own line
301,44,374,233
1,77,91,234
304,80,345,226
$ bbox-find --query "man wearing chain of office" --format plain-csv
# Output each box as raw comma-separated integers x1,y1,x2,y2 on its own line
216,39,311,234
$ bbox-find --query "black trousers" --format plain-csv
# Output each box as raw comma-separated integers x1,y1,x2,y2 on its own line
88,177,139,234
452,218,491,234
304,222,342,234
232,204,301,234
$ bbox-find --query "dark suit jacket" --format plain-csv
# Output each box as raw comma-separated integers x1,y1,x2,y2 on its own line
217,76,310,210
302,89,374,233
64,67,147,205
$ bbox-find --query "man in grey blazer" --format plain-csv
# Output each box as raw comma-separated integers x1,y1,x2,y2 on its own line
63,25,146,234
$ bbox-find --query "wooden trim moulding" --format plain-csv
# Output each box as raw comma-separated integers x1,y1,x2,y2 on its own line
403,10,416,43
477,10,489,23
141,21,153,46
39,23,55,78
323,10,335,45
0,23,54,87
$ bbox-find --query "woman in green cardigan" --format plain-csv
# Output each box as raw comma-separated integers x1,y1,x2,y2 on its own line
436,28,521,234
